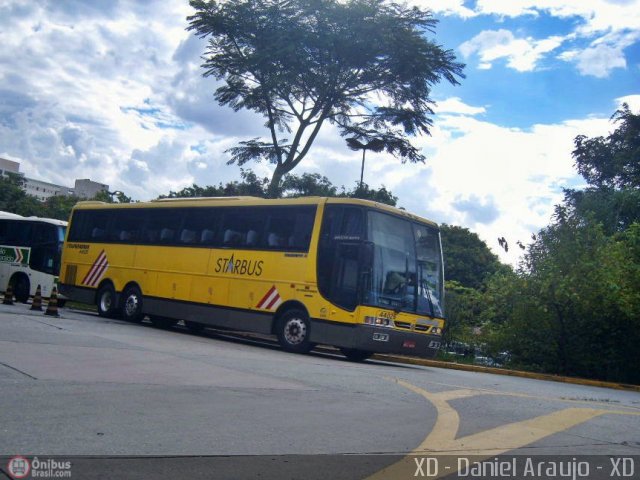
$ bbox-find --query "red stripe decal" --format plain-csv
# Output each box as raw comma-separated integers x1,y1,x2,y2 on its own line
265,293,281,310
82,250,107,286
256,286,276,309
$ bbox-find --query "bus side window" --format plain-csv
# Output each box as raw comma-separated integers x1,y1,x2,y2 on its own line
181,207,221,247
180,229,196,244
220,208,265,249
92,228,105,240
160,228,175,242
200,229,215,244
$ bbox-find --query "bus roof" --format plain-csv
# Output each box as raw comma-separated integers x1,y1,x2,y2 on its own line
73,197,437,227
0,210,67,226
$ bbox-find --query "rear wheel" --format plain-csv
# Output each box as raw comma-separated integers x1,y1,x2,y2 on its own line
340,348,373,362
276,309,314,354
121,285,144,323
96,284,117,318
10,275,30,303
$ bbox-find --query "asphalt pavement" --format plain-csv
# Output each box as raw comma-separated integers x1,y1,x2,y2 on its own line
0,302,639,479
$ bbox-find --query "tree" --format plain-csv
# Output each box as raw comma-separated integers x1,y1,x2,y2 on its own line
187,0,464,196
572,103,640,189
281,172,338,197
43,195,81,221
440,224,508,290
0,174,48,217
562,187,640,235
347,182,397,206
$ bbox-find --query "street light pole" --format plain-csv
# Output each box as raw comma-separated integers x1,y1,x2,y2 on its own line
360,149,366,189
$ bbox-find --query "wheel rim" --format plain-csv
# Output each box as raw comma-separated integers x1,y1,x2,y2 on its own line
284,317,307,345
124,294,139,317
100,291,112,312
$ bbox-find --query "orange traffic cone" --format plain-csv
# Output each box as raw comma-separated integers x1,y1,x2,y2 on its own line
31,284,43,311
44,286,60,317
2,284,14,305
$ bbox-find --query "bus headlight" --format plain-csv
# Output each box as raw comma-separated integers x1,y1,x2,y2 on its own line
364,316,391,327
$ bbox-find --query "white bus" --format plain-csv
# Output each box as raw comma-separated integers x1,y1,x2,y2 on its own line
0,211,67,303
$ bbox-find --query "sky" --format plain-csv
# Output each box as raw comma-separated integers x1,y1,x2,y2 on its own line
0,0,639,265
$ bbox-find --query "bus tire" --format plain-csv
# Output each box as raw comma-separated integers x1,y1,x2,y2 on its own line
340,348,373,362
96,283,117,318
121,285,144,323
276,309,313,354
10,274,30,303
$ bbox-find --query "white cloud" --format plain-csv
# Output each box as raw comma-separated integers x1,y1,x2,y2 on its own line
460,29,565,72
559,30,640,77
616,94,640,111
409,0,476,18
456,1,640,78
318,109,612,265
474,1,640,34
434,97,486,116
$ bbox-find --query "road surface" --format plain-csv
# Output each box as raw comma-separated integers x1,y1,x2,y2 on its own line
0,302,638,479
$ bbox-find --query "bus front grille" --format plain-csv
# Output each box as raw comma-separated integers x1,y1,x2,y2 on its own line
394,321,412,330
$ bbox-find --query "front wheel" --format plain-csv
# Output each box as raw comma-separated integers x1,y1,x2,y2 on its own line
11,275,30,303
121,285,144,323
340,348,373,362
96,284,117,318
276,309,314,354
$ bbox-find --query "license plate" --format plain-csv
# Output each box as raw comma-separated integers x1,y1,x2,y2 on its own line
373,333,389,342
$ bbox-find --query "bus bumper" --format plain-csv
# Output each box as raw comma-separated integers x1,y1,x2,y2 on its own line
310,320,442,359
353,325,442,359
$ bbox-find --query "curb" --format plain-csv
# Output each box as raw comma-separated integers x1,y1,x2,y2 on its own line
372,354,640,393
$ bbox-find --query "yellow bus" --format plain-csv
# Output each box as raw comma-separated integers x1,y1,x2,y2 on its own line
59,196,445,360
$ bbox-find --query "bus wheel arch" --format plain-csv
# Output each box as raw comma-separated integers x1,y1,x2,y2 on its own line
9,273,30,303
121,282,144,323
96,280,118,318
274,302,314,354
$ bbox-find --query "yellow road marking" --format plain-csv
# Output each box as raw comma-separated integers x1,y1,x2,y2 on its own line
366,378,640,479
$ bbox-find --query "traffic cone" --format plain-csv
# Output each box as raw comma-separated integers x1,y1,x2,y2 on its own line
44,286,60,317
31,284,43,311
2,284,14,305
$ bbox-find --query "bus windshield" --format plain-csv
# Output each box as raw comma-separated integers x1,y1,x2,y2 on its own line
364,211,444,318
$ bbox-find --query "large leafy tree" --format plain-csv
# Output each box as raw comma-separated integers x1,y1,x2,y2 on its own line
479,106,640,382
440,224,507,290
572,103,640,189
566,104,640,234
187,0,464,196
161,169,398,205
